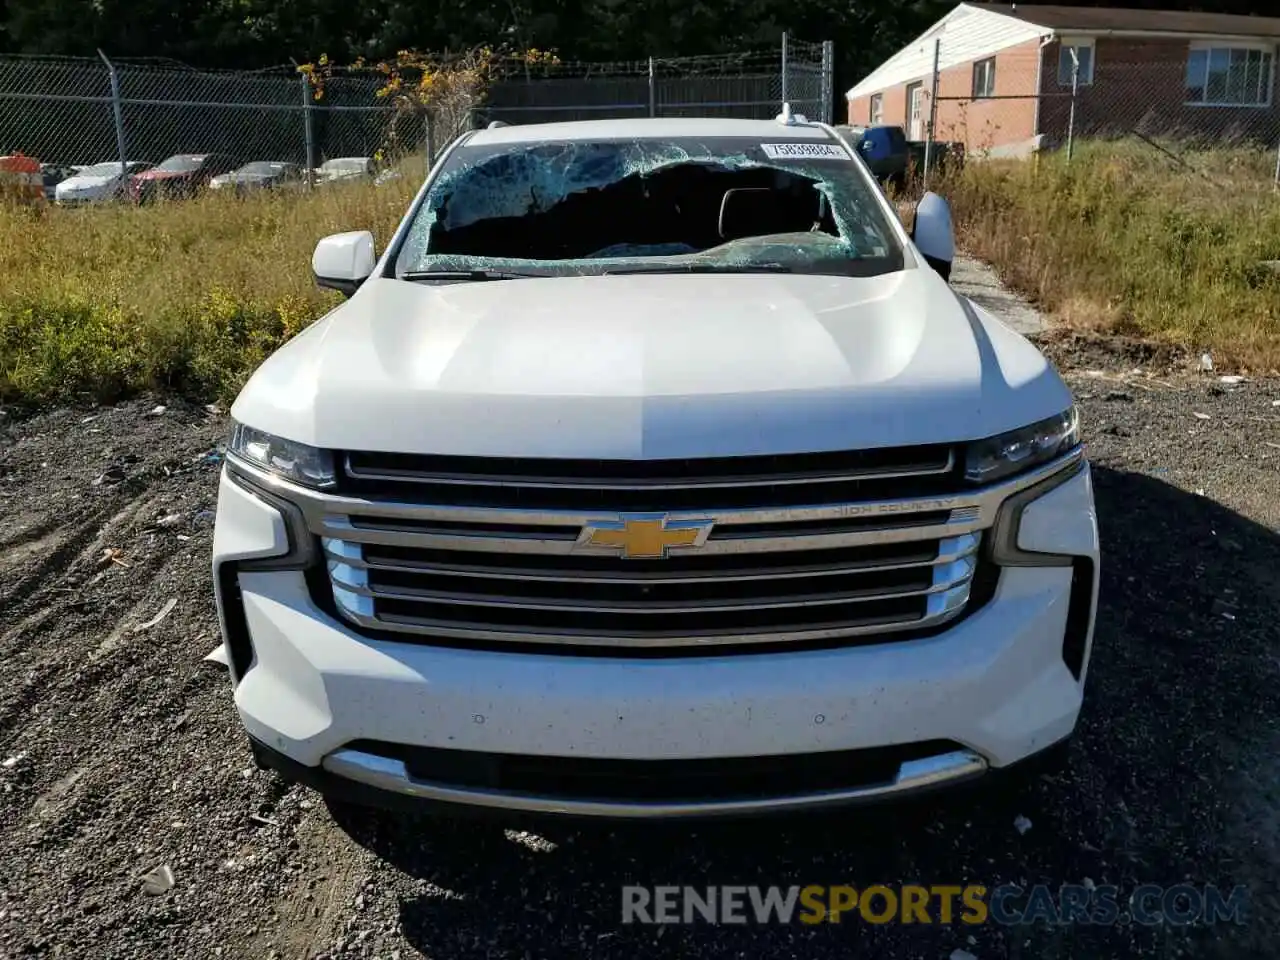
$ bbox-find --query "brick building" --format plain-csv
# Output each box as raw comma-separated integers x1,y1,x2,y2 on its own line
846,4,1280,157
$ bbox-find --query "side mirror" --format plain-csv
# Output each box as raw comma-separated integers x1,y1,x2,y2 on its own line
911,191,955,282
312,231,375,297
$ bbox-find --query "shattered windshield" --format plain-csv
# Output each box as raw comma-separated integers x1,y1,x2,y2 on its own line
394,136,904,279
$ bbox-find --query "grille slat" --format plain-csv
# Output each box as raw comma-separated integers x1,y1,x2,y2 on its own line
340,447,959,512
320,514,972,556
374,597,931,642
328,557,974,614
345,447,955,487
319,444,989,651
325,538,962,583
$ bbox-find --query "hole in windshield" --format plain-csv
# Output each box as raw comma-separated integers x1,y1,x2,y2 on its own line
431,162,838,262
395,138,904,280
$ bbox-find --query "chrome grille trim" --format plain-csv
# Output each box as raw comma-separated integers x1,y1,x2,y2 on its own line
313,498,969,531
227,447,1084,650
321,532,981,583
317,511,974,556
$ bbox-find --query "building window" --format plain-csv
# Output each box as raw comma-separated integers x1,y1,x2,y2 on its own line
1186,45,1273,106
870,93,884,124
1057,41,1095,86
972,58,996,99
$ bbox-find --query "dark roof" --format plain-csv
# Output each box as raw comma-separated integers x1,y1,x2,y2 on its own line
972,4,1280,38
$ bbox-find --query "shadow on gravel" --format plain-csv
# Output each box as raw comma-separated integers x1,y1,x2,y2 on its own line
330,465,1280,960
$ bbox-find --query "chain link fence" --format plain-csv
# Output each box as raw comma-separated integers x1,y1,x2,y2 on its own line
0,38,833,187
479,34,832,125
0,55,393,173
849,35,1280,189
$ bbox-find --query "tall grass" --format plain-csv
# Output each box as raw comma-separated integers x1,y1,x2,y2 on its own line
0,167,422,407
940,143,1280,370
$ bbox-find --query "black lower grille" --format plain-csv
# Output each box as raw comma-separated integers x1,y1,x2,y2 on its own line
375,593,926,637
348,739,966,802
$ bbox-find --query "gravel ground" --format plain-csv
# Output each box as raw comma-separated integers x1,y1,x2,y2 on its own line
1,338,1279,960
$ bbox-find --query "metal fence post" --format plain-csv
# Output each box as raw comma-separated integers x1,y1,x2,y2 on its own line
301,72,316,185
780,32,789,107
648,57,656,117
1272,135,1279,191
922,38,941,191
425,110,435,165
97,50,128,174
821,40,835,123
1066,49,1079,164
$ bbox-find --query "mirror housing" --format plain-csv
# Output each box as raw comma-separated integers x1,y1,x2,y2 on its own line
912,191,955,283
313,231,375,297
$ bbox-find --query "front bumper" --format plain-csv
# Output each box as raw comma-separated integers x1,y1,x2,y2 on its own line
212,461,1099,819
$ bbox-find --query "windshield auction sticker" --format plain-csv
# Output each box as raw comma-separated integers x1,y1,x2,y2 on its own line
760,142,849,160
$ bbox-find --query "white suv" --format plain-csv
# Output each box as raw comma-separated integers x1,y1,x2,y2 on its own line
212,115,1098,819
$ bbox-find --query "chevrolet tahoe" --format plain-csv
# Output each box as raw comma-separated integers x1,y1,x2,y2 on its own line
211,113,1099,819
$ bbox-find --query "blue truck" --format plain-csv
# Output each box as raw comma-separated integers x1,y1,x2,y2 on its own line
833,124,963,189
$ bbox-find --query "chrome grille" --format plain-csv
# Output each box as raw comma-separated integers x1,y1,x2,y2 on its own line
309,444,997,651
325,533,980,646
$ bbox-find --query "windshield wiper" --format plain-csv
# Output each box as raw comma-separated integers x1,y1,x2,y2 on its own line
603,263,792,275
400,270,544,282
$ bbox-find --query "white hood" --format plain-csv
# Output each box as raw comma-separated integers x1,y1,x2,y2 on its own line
231,269,1073,459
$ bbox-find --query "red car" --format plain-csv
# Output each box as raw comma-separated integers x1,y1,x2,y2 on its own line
128,153,238,203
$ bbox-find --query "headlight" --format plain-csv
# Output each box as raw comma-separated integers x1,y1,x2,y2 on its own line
228,422,336,489
965,408,1080,484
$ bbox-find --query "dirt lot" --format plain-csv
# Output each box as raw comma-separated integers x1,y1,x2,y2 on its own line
2,338,1279,960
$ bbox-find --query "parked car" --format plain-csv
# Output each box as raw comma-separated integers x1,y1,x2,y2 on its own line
128,153,237,203
314,157,374,185
834,124,910,186
213,116,1097,820
39,162,86,202
0,154,46,203
55,160,151,205
210,161,304,194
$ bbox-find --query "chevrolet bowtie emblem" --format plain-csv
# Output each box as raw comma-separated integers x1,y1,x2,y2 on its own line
577,514,715,559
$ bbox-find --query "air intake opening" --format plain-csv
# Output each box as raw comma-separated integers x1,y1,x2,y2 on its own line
1062,557,1095,680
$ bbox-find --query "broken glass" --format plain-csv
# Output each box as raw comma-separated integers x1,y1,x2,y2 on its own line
395,135,904,281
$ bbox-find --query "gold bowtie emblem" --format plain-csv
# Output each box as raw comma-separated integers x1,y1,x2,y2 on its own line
577,515,715,559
